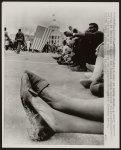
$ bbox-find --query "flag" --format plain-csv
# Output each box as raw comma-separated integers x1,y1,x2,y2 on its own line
31,25,52,52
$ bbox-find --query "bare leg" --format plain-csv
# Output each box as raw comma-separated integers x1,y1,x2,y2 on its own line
90,81,104,97
25,70,104,122
80,57,103,88
20,71,103,142
40,87,104,122
31,96,103,134
90,57,103,81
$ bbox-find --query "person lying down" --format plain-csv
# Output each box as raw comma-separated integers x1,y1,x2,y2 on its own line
20,70,104,141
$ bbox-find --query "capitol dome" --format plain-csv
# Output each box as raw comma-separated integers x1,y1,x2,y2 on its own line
47,15,64,46
48,18,60,31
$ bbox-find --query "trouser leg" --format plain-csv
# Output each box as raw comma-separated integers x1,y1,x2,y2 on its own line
17,42,21,54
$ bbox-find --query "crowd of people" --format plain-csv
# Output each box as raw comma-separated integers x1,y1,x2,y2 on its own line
5,23,104,141
4,27,59,54
4,27,31,54
20,23,104,142
53,23,104,98
4,23,104,98
4,23,104,138
54,23,104,70
42,42,58,53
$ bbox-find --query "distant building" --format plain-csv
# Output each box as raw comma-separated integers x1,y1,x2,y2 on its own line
29,15,65,52
48,14,64,46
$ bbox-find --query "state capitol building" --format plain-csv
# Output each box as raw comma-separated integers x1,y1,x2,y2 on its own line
48,15,64,46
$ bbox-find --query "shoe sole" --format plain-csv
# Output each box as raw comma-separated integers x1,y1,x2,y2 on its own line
20,73,55,141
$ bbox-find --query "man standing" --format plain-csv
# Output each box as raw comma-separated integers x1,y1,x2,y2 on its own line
15,29,25,54
4,27,9,50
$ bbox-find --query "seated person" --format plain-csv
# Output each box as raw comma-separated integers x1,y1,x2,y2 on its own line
70,23,104,68
68,25,73,33
69,29,87,71
80,42,104,97
57,40,72,65
84,42,104,78
20,70,104,141
52,47,62,60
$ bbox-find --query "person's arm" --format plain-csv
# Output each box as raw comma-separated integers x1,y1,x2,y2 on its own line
90,43,104,81
72,32,85,38
64,31,73,37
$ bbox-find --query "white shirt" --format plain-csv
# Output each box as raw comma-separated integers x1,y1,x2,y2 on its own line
62,45,69,54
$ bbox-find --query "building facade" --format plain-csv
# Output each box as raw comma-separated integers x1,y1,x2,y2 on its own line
48,16,64,46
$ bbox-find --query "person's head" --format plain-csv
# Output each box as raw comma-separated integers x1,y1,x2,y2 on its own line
18,29,21,32
73,28,78,33
4,27,7,31
88,23,98,33
63,40,67,46
68,26,73,31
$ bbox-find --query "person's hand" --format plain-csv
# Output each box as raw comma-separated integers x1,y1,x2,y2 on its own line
64,31,73,37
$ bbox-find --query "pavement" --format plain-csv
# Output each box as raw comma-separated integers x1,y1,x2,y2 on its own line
3,50,104,147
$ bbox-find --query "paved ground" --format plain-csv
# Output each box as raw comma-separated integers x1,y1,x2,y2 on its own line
3,50,104,147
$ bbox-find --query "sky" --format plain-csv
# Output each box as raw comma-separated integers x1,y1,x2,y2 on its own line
2,2,118,35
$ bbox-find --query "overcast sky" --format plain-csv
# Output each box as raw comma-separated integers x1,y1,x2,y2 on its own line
2,2,118,35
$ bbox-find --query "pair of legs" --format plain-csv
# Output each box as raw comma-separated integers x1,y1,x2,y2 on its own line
20,70,104,141
90,80,104,97
80,56,104,97
16,41,22,54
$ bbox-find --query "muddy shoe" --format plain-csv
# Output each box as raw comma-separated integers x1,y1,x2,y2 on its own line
20,73,55,141
24,70,49,95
